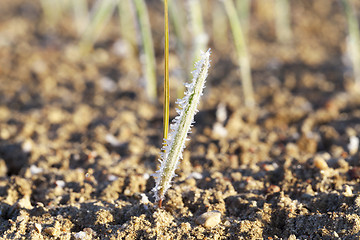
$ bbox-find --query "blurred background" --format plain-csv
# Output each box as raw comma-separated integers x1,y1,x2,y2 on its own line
1,0,359,108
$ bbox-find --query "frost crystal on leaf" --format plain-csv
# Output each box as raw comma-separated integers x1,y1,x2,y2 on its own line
153,49,211,202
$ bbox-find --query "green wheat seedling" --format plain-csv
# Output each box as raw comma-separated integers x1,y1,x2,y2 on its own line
212,1,229,51
169,0,188,97
187,0,209,64
342,0,360,88
153,49,211,207
222,0,255,106
275,0,293,44
118,0,138,55
169,0,186,61
79,0,117,53
236,0,251,34
134,0,157,102
39,0,70,28
72,0,89,35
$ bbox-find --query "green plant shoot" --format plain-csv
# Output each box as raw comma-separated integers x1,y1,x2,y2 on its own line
79,0,117,53
134,0,157,102
222,0,255,106
153,49,211,207
342,0,360,87
275,0,292,44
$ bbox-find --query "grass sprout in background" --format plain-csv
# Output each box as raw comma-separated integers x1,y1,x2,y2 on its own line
79,0,117,53
235,0,251,33
134,0,157,102
342,0,360,88
153,49,211,207
118,0,138,56
222,0,255,106
275,0,293,44
39,0,70,28
168,0,188,98
212,1,229,52
72,0,89,35
187,0,209,63
168,0,186,62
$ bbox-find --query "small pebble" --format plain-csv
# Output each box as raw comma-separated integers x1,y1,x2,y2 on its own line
44,227,60,237
212,122,228,138
195,211,221,228
107,175,118,182
30,165,43,175
313,156,328,170
343,185,353,197
267,185,280,193
288,234,297,240
74,231,87,240
34,223,42,233
188,172,203,180
348,136,359,155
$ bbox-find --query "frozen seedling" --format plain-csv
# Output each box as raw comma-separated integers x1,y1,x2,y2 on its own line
153,49,211,207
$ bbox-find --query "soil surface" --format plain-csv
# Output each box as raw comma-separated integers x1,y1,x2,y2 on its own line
1,0,360,239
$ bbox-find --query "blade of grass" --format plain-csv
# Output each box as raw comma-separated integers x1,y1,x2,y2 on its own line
212,1,229,52
169,0,187,98
118,0,138,54
222,0,255,106
72,0,89,35
79,0,117,53
154,49,211,206
342,0,360,87
39,0,70,28
187,0,208,63
275,0,292,44
134,0,157,102
236,0,251,34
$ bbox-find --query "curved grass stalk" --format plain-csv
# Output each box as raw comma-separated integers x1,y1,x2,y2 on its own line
275,0,293,44
222,0,255,106
118,0,138,54
342,0,360,87
235,0,251,34
134,0,157,102
187,0,209,63
153,49,211,206
72,0,89,35
39,0,70,28
169,0,187,98
79,0,117,53
212,1,229,52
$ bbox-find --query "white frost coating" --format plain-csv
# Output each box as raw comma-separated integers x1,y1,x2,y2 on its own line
153,49,211,202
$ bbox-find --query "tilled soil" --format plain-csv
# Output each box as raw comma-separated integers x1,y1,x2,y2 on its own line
1,0,360,239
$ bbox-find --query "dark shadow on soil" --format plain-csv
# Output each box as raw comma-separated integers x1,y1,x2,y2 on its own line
0,141,30,176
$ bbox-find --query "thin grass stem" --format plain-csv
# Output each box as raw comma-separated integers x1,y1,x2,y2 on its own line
342,0,360,87
275,0,293,44
79,0,117,53
72,0,89,35
235,0,251,34
118,0,138,54
187,0,208,63
222,0,255,106
134,0,157,102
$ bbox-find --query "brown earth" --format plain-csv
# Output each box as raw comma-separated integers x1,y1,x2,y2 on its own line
0,0,360,239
